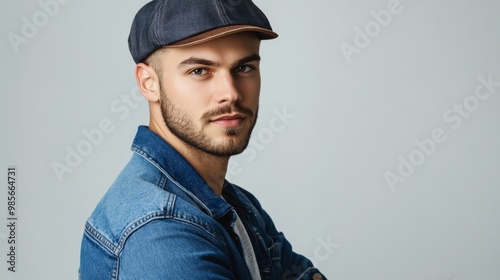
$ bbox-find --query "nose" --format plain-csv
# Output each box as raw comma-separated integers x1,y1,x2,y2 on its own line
214,71,240,104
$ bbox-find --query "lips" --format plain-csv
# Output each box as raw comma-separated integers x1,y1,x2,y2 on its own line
213,114,245,121
210,114,246,128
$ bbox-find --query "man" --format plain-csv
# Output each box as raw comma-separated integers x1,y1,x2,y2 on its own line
79,0,326,279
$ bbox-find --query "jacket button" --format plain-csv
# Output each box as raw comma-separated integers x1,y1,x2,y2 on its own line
313,273,323,280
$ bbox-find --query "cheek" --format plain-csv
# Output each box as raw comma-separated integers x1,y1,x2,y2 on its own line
241,77,261,105
163,76,212,110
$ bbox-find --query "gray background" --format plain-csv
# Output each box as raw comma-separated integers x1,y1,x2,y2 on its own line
1,0,499,279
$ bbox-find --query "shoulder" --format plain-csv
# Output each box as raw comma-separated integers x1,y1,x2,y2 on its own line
81,191,232,279
83,156,226,256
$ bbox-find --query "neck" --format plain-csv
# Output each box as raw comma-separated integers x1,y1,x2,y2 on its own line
181,148,229,196
149,118,228,196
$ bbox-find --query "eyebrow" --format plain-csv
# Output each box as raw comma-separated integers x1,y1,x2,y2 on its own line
177,53,261,69
232,53,261,68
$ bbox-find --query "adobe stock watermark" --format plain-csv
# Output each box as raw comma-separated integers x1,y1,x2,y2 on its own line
310,235,340,264
226,106,296,180
51,86,144,182
340,0,415,64
7,0,72,54
385,74,500,192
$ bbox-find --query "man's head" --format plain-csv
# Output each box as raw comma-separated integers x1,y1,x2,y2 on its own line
129,0,277,158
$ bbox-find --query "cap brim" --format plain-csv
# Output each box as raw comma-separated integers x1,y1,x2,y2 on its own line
167,25,278,48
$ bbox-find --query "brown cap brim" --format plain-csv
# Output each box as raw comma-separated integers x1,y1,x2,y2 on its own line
167,25,278,48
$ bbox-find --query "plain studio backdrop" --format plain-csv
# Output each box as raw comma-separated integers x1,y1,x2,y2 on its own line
1,0,500,279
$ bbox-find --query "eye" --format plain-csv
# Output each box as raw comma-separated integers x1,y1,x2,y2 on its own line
190,68,209,75
234,65,254,73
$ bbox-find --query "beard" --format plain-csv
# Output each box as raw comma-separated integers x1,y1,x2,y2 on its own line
159,87,258,157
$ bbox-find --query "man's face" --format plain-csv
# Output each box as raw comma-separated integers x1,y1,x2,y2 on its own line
155,32,261,157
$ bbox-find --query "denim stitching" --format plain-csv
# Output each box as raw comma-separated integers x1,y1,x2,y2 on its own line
215,0,230,25
151,0,165,48
84,222,117,254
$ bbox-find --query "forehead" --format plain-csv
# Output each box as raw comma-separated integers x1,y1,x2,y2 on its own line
160,32,261,66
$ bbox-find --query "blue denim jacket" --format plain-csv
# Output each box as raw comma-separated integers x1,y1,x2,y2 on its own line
80,126,326,279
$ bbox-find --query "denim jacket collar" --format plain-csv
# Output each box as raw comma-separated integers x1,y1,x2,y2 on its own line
131,126,232,220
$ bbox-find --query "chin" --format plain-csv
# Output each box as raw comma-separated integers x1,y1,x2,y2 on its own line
208,138,250,157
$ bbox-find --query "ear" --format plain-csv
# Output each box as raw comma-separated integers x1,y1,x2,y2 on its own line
135,63,160,102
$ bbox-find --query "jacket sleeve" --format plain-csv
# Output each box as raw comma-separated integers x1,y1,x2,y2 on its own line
118,219,237,280
262,209,327,280
237,187,328,280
